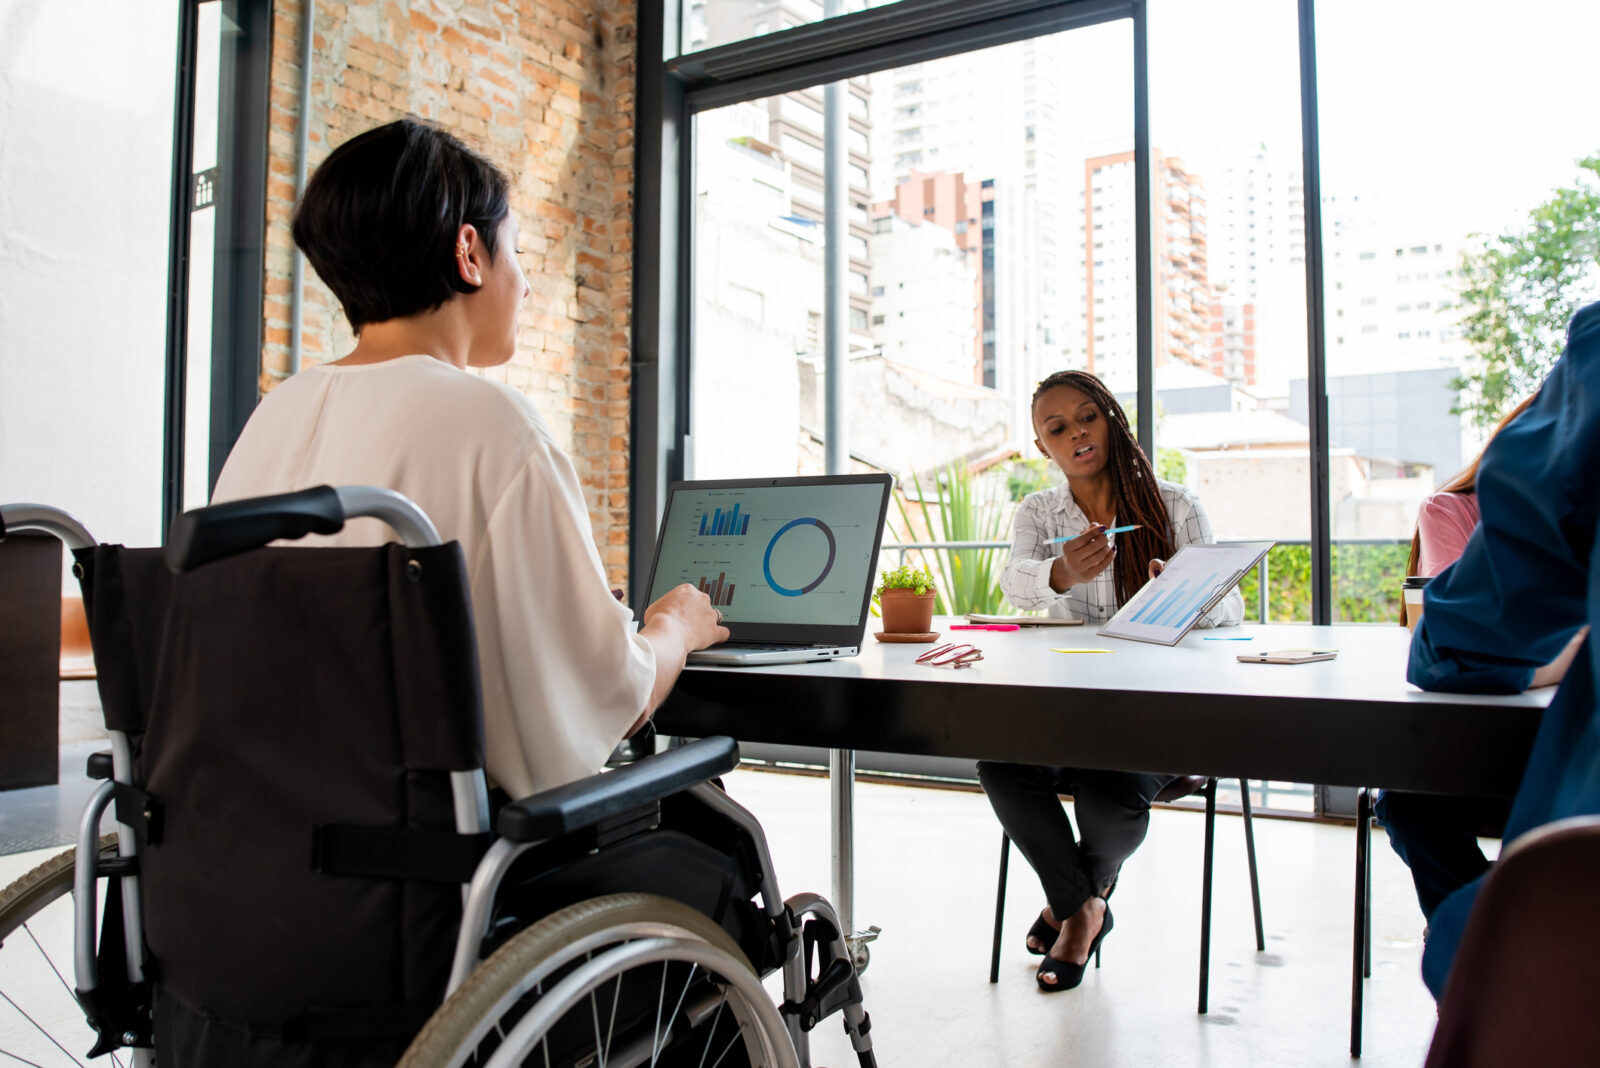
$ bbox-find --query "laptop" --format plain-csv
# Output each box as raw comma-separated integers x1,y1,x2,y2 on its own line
640,474,894,666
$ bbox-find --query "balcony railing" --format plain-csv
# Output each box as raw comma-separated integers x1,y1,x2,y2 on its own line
881,538,1411,626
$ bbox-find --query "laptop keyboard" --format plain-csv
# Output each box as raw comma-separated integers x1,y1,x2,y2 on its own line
714,643,818,653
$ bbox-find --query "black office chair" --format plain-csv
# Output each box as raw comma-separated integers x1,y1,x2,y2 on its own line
989,774,1264,1014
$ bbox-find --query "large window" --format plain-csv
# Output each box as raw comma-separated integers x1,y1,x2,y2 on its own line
688,25,1133,488
1146,0,1311,622
1316,0,1600,622
641,0,1600,630
0,0,178,548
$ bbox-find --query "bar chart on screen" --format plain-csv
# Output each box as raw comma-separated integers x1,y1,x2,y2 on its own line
1098,541,1274,646
697,573,736,607
696,502,753,537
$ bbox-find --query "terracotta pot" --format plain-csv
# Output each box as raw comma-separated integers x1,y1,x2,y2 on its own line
879,588,936,633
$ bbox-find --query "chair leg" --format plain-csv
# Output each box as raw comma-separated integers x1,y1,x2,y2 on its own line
1351,786,1371,1059
1198,777,1217,1015
1239,777,1265,952
990,831,1009,984
1364,807,1373,979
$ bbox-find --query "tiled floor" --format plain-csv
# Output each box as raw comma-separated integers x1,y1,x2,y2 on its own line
0,763,1452,1067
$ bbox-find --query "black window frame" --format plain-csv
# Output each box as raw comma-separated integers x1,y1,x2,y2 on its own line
163,0,272,535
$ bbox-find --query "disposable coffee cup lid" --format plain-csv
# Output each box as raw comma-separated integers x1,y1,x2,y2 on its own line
1402,575,1432,589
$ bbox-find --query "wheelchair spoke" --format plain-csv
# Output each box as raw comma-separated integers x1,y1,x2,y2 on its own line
705,1019,742,1068
653,963,697,1065
20,924,77,1015
589,986,606,1068
695,995,728,1068
649,961,667,1066
603,972,621,1064
0,1047,45,1067
0,989,85,1068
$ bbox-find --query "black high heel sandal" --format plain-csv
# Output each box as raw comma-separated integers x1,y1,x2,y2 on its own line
1025,912,1057,956
1035,903,1114,993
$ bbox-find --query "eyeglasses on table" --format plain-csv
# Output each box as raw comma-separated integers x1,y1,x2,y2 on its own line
915,642,984,668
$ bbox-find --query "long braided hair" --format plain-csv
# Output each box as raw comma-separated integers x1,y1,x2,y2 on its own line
1032,370,1176,607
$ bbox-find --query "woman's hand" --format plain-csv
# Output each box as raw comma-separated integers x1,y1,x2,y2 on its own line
643,582,730,652
1530,626,1590,690
1049,525,1114,592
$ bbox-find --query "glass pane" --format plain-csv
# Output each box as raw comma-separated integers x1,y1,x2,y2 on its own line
0,0,178,550
1146,0,1309,622
691,24,1132,613
684,0,897,54
183,0,223,512
1316,0,1600,621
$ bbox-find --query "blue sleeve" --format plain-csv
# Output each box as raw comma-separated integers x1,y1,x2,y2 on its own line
1407,301,1600,693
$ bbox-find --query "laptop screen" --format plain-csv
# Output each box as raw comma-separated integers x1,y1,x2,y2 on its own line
644,475,893,640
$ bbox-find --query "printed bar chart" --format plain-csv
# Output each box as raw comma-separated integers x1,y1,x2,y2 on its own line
697,504,752,537
697,573,736,607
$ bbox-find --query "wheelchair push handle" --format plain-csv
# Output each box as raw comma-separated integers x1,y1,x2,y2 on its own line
165,485,442,572
0,502,96,550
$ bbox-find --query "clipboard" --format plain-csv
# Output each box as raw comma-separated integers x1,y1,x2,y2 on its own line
1098,542,1274,647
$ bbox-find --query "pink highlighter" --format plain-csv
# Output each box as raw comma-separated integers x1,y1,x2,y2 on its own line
949,624,1021,632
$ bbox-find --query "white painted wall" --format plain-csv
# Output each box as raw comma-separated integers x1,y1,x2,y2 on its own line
0,0,178,551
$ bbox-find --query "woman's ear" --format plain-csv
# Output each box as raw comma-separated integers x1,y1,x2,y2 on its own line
1033,437,1048,457
454,223,484,287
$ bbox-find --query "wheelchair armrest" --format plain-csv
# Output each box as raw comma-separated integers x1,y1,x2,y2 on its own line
497,736,740,843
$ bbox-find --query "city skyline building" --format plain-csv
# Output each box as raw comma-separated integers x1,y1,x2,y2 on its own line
869,35,1074,440
874,170,986,385
1082,149,1212,380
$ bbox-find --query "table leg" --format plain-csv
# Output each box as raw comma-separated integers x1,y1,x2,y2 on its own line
831,747,854,936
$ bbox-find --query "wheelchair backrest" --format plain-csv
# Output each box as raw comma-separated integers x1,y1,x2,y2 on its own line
78,539,486,1056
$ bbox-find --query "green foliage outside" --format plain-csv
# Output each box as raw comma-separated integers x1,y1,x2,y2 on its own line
892,462,1011,615
1235,542,1411,623
1453,153,1600,430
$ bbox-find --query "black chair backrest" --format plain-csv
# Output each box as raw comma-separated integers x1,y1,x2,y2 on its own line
1426,815,1600,1067
77,539,485,1062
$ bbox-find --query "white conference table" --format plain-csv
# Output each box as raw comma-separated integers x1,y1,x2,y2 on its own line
656,619,1551,1055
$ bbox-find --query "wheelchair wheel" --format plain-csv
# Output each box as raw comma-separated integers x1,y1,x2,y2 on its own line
400,892,798,1068
0,835,120,1067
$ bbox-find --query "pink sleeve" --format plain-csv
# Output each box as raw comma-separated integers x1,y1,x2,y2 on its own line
1416,492,1481,576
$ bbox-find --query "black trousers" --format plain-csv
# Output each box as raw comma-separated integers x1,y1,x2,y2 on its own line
977,762,1177,921
1374,789,1510,920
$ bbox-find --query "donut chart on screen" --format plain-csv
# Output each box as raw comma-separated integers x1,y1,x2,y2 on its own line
762,518,837,597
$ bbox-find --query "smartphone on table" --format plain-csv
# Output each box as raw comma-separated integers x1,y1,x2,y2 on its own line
1237,649,1338,665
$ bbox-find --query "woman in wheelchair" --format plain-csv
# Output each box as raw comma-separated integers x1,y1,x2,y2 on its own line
0,119,874,1068
213,117,727,800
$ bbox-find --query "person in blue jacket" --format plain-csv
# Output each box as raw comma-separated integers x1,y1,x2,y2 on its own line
1407,299,1598,999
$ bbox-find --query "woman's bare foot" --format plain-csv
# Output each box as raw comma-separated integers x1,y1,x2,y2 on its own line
1026,907,1062,953
1038,897,1108,986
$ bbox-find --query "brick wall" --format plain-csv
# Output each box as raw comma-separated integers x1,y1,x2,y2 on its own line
264,0,636,585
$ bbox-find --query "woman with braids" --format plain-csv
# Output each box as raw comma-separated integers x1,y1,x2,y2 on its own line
979,368,1242,992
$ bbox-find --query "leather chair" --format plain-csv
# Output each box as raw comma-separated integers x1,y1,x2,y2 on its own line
1425,815,1600,1067
989,774,1263,1013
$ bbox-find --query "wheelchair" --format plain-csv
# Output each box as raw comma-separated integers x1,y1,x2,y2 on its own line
0,487,876,1067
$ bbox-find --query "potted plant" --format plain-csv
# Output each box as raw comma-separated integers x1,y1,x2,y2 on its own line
876,565,938,634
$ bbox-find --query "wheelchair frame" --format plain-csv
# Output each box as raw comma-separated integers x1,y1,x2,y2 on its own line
1,488,875,1068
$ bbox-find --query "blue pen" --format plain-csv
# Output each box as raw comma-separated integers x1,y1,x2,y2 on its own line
1203,637,1254,641
1048,524,1140,545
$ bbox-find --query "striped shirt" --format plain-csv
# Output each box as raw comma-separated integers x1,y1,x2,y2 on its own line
1000,479,1244,627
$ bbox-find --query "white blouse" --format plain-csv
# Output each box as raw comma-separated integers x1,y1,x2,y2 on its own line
212,355,655,799
1000,478,1243,627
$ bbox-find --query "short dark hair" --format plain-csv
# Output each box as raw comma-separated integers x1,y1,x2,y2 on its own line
292,118,511,333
